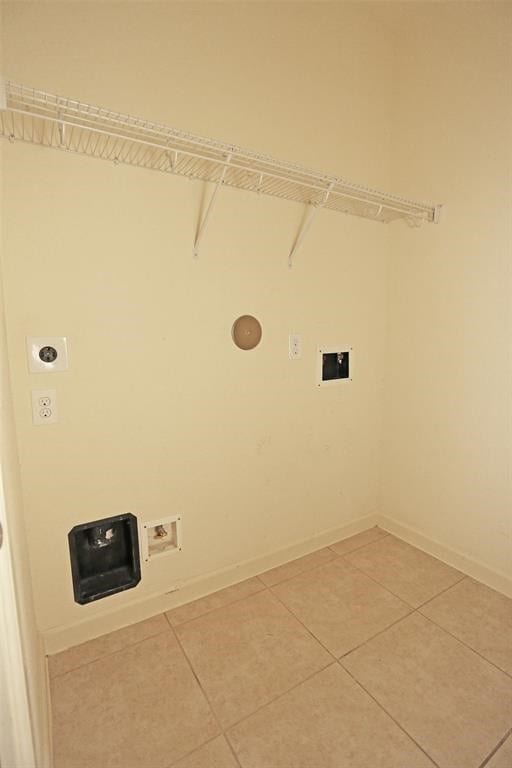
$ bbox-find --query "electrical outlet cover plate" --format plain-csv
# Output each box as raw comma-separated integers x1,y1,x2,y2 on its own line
27,336,68,373
31,388,58,425
289,334,302,359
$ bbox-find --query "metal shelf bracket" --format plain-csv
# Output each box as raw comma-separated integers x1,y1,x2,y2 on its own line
193,155,231,258
288,181,335,268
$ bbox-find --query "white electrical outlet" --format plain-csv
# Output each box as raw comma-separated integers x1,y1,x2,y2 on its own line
289,334,302,359
31,389,58,425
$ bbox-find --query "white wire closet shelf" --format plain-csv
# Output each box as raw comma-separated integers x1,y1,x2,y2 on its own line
0,80,440,260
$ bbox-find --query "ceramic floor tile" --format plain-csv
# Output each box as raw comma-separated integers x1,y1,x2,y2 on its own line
48,614,170,678
272,557,411,656
175,589,332,728
173,736,239,768
51,631,219,768
420,577,512,676
166,577,265,627
329,526,389,556
258,546,337,587
228,663,435,768
345,535,463,607
485,734,512,768
342,613,512,768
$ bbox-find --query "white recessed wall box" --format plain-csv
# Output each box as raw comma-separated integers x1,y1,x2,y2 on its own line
141,515,182,563
27,336,69,373
317,345,353,387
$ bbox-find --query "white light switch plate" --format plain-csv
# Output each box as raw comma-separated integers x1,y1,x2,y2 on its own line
27,337,68,373
31,389,58,425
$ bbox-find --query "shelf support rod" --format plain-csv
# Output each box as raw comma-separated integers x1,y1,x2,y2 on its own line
288,181,334,268
193,155,231,258
0,79,7,111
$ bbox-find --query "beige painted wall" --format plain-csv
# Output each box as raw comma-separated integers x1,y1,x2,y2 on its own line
382,4,512,579
0,6,50,762
1,2,391,637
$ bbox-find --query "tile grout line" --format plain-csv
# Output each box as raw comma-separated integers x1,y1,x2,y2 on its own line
327,530,391,558
338,659,442,768
267,585,341,662
229,530,390,592
416,609,512,682
219,732,244,768
260,530,391,590
337,610,415,660
341,549,466,611
414,573,468,610
161,733,231,768
336,552,420,607
48,624,174,681
259,533,389,590
166,581,267,629
478,726,512,768
223,660,337,733
258,552,340,589
166,619,243,767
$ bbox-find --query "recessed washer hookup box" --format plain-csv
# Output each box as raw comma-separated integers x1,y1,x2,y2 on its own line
68,513,141,605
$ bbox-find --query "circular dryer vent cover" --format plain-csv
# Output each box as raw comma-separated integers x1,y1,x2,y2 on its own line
231,315,262,350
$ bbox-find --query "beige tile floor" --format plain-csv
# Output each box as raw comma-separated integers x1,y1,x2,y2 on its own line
49,528,512,768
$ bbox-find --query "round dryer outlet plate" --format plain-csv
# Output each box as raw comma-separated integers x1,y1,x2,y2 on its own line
26,336,69,373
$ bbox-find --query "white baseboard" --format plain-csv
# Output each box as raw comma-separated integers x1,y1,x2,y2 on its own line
44,513,379,655
376,514,512,599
